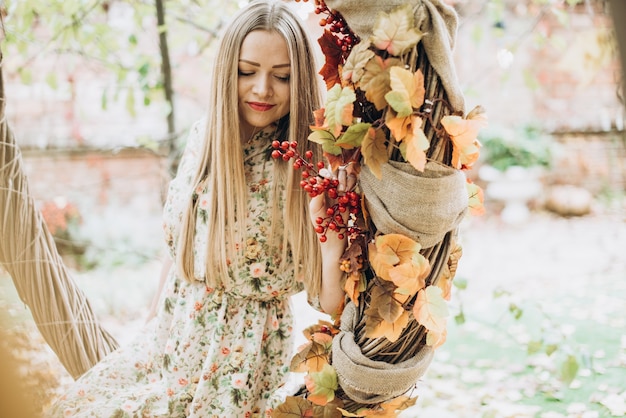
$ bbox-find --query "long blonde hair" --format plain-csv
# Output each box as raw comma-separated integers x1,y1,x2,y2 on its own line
177,0,323,297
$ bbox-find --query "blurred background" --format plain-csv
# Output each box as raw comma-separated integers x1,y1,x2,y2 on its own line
0,0,624,416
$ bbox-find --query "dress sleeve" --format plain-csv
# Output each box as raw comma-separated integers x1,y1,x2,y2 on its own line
162,119,206,257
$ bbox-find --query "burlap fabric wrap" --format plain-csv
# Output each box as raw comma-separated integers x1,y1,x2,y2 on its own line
332,301,435,404
324,0,465,112
360,161,468,249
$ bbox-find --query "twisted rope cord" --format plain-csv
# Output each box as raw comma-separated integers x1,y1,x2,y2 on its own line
0,53,118,379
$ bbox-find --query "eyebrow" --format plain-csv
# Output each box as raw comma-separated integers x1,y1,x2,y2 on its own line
239,59,290,69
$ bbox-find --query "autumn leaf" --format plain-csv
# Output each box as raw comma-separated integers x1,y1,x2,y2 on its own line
302,321,340,341
364,305,409,342
304,364,338,406
441,105,488,169
273,396,315,418
385,108,411,142
370,280,404,323
426,327,447,349
344,271,367,307
379,233,421,263
466,179,485,216
312,400,344,418
371,4,424,56
401,118,429,172
336,122,371,149
342,41,375,84
368,242,399,282
361,127,389,179
290,339,331,373
388,257,429,301
384,67,425,118
436,242,463,301
308,129,342,156
412,285,449,334
318,29,344,89
375,396,418,417
361,57,401,110
325,84,356,137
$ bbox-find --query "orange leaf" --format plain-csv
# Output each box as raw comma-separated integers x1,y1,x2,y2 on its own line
374,396,418,417
441,106,488,169
364,306,409,342
385,108,411,141
302,321,340,341
361,127,389,179
403,119,429,172
290,340,331,373
388,259,429,301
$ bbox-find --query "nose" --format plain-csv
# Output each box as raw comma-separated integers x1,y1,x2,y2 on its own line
252,74,272,98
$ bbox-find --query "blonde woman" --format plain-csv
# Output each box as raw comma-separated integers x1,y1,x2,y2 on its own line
47,1,346,416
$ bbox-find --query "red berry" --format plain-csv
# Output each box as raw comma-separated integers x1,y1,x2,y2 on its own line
319,235,327,243
272,140,280,149
305,150,313,159
271,150,281,159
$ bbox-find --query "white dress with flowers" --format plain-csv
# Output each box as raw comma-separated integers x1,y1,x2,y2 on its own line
47,120,304,418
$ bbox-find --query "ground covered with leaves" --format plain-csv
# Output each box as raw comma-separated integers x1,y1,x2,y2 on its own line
1,210,625,417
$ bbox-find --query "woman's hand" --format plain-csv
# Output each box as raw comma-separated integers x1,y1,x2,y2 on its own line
309,165,357,314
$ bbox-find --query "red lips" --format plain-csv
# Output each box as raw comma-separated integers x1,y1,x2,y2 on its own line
248,102,275,111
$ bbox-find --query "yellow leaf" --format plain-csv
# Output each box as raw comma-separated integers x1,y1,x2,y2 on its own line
375,233,422,265
342,41,375,84
385,109,411,142
304,363,338,406
403,120,429,172
384,67,425,117
466,179,485,216
372,4,424,56
325,84,356,137
413,286,449,333
426,327,447,349
361,127,389,179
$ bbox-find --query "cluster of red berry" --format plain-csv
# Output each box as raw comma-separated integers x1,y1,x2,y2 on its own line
298,0,359,56
271,140,361,242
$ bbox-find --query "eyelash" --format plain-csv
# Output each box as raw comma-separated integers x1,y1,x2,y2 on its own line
238,71,290,82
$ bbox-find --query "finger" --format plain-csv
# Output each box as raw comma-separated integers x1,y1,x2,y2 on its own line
309,193,326,222
337,167,347,193
346,173,357,192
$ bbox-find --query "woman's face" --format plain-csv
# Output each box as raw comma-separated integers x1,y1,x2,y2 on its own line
238,30,291,139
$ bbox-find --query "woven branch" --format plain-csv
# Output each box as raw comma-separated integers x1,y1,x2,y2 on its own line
0,54,118,379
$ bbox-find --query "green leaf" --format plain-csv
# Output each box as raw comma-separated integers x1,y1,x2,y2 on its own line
336,123,370,149
45,72,58,90
308,130,342,155
454,310,465,325
560,354,579,385
527,340,542,354
125,87,136,117
453,277,468,290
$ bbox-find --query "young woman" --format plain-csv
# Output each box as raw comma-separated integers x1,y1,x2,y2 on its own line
46,1,346,416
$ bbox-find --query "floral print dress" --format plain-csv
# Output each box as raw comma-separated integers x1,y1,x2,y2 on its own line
47,120,304,417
